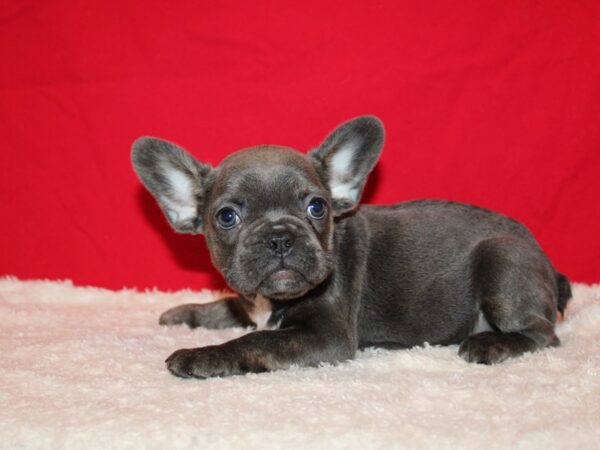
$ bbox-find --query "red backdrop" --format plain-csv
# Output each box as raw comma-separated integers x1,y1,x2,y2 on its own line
1,1,599,291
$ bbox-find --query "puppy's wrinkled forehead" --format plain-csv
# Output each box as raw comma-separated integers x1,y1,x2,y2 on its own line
211,146,324,204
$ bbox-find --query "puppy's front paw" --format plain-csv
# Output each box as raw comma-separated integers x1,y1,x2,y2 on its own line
165,346,233,379
159,305,196,327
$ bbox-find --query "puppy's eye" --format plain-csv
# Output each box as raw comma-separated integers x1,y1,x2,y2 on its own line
307,198,327,219
216,207,240,230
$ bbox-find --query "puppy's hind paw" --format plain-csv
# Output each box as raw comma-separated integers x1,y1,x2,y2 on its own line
458,331,538,365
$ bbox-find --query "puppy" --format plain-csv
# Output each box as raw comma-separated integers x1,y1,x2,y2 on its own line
131,116,571,379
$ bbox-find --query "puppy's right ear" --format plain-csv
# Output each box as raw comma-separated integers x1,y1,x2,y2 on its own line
131,137,215,234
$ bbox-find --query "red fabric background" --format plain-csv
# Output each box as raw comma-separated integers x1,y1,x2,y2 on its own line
1,1,599,291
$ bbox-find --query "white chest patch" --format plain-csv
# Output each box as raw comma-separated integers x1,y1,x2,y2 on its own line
249,294,275,330
471,312,494,334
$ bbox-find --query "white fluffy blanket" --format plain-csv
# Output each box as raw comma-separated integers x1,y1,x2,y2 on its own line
1,277,599,449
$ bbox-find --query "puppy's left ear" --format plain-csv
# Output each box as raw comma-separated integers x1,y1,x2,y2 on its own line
309,116,384,215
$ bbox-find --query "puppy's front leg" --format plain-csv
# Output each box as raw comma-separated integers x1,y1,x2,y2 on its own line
159,297,255,329
165,326,355,379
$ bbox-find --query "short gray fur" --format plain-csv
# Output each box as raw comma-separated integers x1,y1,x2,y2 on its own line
131,116,571,379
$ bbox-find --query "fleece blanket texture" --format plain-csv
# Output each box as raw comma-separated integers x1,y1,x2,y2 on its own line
0,277,599,450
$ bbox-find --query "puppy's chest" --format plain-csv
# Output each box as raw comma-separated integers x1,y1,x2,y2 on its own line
248,295,281,330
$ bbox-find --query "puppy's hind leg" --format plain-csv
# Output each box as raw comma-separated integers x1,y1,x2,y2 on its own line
159,297,255,329
459,237,561,364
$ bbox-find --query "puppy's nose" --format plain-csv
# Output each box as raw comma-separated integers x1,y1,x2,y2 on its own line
267,231,296,256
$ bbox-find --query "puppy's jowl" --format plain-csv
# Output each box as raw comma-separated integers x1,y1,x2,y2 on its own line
132,116,571,379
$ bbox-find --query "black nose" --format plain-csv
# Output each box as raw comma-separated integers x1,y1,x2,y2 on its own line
267,232,296,256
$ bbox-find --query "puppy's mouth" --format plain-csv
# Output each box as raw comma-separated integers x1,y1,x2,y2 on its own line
269,269,298,282
258,268,312,300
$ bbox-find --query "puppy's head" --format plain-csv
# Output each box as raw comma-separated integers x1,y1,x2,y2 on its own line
132,116,384,300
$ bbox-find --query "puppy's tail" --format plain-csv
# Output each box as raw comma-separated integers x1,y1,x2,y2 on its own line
556,272,572,315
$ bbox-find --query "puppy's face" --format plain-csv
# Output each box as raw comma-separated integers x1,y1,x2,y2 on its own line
203,147,335,299
132,116,384,300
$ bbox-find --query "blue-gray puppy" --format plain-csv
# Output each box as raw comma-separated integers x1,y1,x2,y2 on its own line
131,116,571,379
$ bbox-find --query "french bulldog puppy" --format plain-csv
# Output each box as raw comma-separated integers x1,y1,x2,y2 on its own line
131,116,571,379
